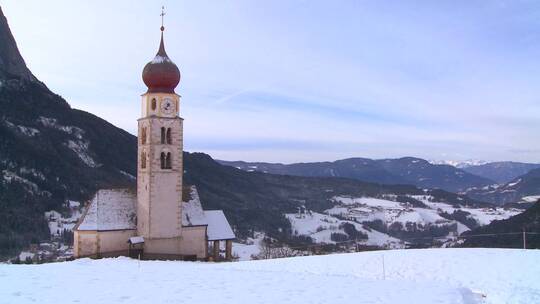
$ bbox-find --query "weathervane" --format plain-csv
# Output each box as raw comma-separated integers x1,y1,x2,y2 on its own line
160,6,166,31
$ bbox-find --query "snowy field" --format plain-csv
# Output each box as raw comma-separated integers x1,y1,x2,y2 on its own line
1,248,538,304
332,195,521,227
284,195,521,248
286,211,403,247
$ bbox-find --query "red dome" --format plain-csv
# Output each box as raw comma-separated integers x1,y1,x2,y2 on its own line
142,30,180,93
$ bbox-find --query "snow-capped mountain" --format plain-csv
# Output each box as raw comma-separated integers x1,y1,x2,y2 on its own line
429,159,489,168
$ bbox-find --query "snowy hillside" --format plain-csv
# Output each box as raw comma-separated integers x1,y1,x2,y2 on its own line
430,159,489,168
466,168,540,205
285,195,520,248
1,248,538,304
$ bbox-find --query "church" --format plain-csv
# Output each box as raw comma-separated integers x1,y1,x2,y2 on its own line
73,22,235,261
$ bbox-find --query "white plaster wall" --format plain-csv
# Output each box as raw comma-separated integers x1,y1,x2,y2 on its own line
74,229,136,258
74,231,97,258
180,226,207,258
144,226,206,259
144,238,181,255
98,229,136,254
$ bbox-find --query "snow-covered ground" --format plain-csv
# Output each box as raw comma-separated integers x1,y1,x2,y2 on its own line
286,195,522,248
410,195,521,226
232,233,264,260
333,195,519,227
520,195,540,203
1,248,538,304
286,212,403,248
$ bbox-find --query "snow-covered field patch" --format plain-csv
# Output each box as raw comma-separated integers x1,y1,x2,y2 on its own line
1,249,538,304
288,195,524,247
332,195,520,230
286,212,403,248
232,233,264,261
413,195,521,226
521,195,540,203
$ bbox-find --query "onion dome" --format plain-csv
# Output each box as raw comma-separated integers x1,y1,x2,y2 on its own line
142,26,180,93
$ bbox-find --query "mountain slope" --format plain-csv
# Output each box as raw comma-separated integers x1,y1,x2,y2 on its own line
463,200,540,248
219,157,495,193
377,157,494,192
466,168,540,206
463,161,540,184
0,7,136,255
0,7,36,82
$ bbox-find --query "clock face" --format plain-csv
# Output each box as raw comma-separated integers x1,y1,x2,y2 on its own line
160,98,175,115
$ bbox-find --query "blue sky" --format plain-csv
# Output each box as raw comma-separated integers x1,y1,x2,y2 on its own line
3,1,540,163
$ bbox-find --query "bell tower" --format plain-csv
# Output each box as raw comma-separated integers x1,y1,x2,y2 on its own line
137,15,184,254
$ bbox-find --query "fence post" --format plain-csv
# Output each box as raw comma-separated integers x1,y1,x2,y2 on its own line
523,229,526,250
381,254,386,280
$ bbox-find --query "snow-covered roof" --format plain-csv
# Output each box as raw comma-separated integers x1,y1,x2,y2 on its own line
128,236,144,244
182,186,235,240
76,189,136,231
76,186,235,240
205,210,235,241
182,186,207,227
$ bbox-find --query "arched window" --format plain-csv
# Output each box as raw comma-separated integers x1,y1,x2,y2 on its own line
165,152,172,169
160,152,166,169
160,152,172,169
160,127,166,144
141,151,147,169
166,128,172,144
151,98,157,110
141,127,147,145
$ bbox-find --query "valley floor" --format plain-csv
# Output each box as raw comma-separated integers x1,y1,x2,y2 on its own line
0,248,538,304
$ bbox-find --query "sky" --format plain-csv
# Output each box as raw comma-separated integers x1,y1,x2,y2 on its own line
2,1,540,163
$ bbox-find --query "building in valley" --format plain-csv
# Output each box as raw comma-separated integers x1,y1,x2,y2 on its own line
73,20,235,261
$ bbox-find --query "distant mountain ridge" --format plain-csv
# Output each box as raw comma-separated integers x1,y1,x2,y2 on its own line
218,157,495,193
462,162,540,184
466,168,540,206
429,159,488,169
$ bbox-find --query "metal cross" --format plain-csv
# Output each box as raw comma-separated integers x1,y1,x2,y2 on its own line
160,6,166,28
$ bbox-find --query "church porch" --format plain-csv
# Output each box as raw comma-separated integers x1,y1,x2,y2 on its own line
209,239,234,261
